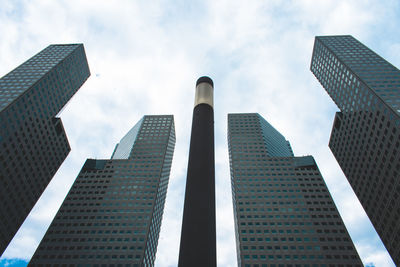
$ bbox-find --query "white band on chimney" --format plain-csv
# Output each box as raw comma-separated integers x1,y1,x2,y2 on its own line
195,82,213,108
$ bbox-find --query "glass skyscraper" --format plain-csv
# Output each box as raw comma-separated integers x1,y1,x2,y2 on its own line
311,35,400,264
29,115,175,266
0,44,90,255
228,113,362,266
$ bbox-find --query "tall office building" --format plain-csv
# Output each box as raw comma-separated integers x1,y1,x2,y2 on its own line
29,115,175,266
310,35,400,264
228,113,362,266
0,44,90,255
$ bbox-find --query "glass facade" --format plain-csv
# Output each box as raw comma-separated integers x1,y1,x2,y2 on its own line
311,35,400,265
311,35,400,115
0,44,87,111
0,44,90,255
258,115,294,157
29,115,175,267
228,113,362,267
111,117,144,159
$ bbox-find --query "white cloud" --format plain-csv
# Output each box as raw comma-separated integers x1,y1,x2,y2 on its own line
0,0,399,266
357,241,396,267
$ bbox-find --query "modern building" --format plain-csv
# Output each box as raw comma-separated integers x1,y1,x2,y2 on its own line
310,35,400,264
29,115,175,266
228,113,362,266
0,44,90,255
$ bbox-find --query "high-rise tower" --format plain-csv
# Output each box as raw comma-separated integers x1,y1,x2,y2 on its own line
29,115,175,266
311,35,400,264
228,113,362,266
0,44,90,255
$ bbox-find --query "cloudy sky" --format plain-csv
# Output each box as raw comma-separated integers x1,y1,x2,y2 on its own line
0,0,399,266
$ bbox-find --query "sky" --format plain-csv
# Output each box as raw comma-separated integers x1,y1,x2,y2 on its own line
0,0,399,266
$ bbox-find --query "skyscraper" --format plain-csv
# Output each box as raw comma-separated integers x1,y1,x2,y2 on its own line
310,35,400,264
29,115,175,266
0,44,90,255
228,113,362,266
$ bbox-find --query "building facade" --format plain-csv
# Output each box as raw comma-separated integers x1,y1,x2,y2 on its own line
29,115,175,267
0,44,90,255
228,113,362,267
310,35,400,264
